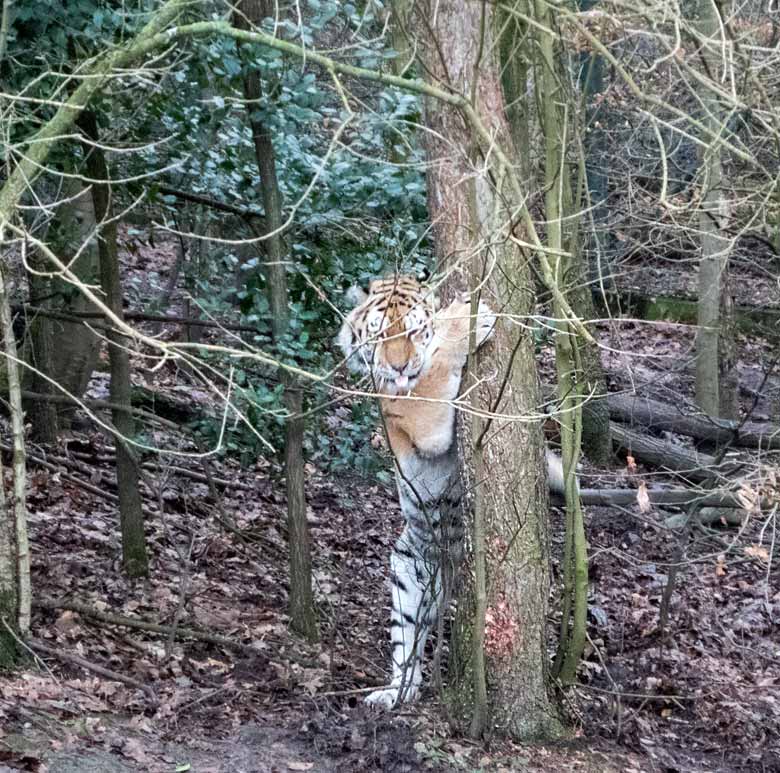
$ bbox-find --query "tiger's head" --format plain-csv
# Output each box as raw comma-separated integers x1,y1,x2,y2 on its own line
337,274,436,395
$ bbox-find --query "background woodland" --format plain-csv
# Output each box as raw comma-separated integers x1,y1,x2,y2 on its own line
0,0,778,770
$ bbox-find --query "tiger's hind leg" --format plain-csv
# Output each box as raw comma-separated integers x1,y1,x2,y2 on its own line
365,527,440,709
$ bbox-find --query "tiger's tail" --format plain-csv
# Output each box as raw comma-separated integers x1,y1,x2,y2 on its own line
546,448,579,494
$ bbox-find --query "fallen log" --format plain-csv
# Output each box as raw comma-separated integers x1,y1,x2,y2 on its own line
595,287,780,337
131,385,205,423
608,393,780,451
610,422,743,482
19,390,180,430
551,487,750,509
664,508,746,528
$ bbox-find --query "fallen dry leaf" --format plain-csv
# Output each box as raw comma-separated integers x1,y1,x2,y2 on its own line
636,482,652,513
744,544,770,562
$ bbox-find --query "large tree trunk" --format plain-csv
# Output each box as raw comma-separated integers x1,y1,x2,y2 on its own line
79,111,148,579
235,0,318,642
416,0,565,741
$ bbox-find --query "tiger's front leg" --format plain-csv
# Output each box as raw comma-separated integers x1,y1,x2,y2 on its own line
365,527,440,709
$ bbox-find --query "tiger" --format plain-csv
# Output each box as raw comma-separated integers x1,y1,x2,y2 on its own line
337,274,564,709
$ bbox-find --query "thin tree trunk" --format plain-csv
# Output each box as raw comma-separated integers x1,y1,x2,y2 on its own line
577,0,614,296
151,231,186,336
574,26,614,462
694,0,737,420
389,0,412,78
417,0,565,741
528,0,588,684
0,257,31,642
79,111,148,578
0,435,17,665
284,385,316,638
26,263,59,442
0,0,11,65
235,0,317,642
567,151,611,465
498,3,532,185
387,0,413,165
37,181,102,425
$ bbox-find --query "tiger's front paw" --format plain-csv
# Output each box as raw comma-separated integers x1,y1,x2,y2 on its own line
365,687,401,710
364,680,420,709
475,301,496,347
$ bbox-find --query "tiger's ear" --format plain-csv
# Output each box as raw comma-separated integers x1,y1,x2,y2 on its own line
417,267,431,283
345,285,369,307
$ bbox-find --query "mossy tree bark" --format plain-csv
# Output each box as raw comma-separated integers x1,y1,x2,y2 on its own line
235,0,318,642
416,0,566,741
499,0,610,467
79,110,149,579
388,0,412,78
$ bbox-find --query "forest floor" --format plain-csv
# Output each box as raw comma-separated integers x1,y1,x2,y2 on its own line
1,230,779,773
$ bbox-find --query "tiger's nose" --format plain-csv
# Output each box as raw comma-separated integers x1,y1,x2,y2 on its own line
384,337,414,371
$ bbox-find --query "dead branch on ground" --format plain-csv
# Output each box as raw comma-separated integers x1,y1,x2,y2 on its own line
608,394,780,451
26,640,158,703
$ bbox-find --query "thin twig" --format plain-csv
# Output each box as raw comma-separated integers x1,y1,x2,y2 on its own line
317,685,390,698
